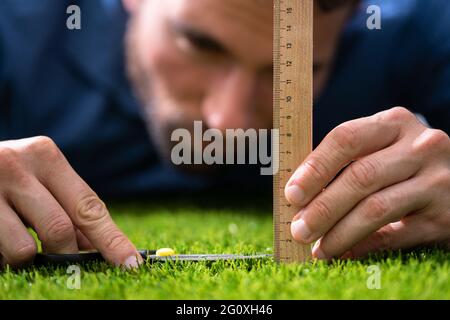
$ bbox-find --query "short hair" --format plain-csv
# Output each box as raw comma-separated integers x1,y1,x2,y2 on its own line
316,0,360,12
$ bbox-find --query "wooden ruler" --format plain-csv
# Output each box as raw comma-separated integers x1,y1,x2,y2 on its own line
273,0,313,263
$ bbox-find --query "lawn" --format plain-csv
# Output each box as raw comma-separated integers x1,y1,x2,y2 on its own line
0,199,449,300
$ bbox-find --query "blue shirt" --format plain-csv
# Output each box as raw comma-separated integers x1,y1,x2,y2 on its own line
315,0,450,143
0,0,449,198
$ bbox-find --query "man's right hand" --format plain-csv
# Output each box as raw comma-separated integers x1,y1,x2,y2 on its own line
0,136,142,268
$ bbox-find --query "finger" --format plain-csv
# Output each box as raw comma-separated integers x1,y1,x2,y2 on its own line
34,146,141,267
311,177,430,260
347,216,434,259
0,201,37,267
76,229,95,251
285,107,419,208
291,143,422,244
7,177,78,254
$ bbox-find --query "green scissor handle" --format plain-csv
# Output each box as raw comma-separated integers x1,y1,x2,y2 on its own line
33,250,157,267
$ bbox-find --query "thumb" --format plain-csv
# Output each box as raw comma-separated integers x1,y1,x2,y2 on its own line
348,217,427,258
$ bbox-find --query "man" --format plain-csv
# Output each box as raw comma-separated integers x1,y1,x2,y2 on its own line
0,0,449,268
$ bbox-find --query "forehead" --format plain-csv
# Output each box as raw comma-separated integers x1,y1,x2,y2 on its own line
167,0,273,66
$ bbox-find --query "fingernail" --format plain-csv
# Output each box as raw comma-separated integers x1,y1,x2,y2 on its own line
291,219,312,243
312,239,321,251
285,185,305,206
312,246,327,260
123,254,143,269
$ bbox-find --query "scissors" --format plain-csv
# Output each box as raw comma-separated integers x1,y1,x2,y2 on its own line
33,250,272,267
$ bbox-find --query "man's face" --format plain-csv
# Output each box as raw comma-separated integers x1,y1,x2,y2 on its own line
125,0,353,162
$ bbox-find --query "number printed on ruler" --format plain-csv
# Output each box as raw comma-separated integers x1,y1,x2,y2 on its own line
273,0,313,263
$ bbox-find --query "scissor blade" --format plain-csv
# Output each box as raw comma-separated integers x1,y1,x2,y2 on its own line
145,254,272,262
32,251,271,267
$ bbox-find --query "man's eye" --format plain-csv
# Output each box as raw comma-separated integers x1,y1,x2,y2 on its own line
184,34,226,55
172,22,228,57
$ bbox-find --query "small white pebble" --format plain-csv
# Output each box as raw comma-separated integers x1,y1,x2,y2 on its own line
156,248,175,257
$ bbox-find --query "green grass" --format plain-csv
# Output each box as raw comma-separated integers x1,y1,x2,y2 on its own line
0,201,449,299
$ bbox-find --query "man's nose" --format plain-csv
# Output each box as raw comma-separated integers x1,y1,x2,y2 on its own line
203,68,259,131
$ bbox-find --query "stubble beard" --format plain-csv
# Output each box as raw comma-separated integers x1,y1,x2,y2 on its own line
124,18,223,175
